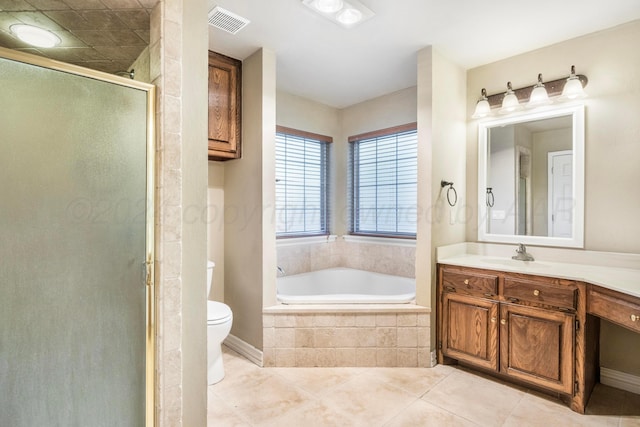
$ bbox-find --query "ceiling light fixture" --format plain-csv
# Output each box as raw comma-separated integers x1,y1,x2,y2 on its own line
302,0,374,28
10,24,61,48
473,66,588,119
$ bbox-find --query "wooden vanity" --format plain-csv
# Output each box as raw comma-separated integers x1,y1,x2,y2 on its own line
437,262,640,414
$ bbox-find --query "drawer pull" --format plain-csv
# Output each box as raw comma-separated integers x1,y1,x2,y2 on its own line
464,279,469,285
533,289,540,296
483,293,494,298
507,297,519,303
632,314,639,322
500,319,507,325
491,317,496,323
444,286,456,292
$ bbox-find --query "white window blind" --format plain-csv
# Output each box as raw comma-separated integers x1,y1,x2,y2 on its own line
276,127,330,237
349,124,417,237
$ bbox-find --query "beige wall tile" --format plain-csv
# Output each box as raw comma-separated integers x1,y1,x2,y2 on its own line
334,328,358,348
275,328,295,348
316,348,336,367
263,327,275,348
397,348,418,367
295,348,316,366
295,314,314,327
356,327,377,347
376,327,397,348
355,314,376,327
418,349,431,368
335,314,356,327
377,348,397,367
263,314,274,328
397,313,417,327
295,328,314,348
417,327,430,348
315,328,336,348
314,314,336,327
417,313,430,327
275,314,296,328
356,348,377,367
263,348,275,367
376,314,397,326
397,328,418,348
275,348,296,367
335,348,356,367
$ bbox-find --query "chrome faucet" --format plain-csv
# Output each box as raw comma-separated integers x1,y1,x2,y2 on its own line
512,243,534,261
277,266,285,276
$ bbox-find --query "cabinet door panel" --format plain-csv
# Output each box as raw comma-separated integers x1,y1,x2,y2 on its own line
500,304,574,394
442,293,498,371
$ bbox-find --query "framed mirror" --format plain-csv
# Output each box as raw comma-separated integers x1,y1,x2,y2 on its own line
477,104,585,248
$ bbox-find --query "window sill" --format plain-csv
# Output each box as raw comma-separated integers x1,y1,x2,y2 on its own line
276,235,337,247
343,234,416,247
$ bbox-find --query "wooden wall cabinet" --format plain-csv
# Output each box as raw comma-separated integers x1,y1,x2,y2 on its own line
208,50,241,161
437,264,588,411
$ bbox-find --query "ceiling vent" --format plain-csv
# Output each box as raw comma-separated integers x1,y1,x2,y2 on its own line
208,6,250,35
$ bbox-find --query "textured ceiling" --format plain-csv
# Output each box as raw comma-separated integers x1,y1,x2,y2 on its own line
0,0,157,74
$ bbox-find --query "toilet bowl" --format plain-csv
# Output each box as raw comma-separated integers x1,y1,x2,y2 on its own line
207,261,233,385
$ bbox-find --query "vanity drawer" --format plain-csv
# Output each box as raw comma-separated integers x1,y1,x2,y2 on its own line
441,268,498,297
588,288,640,334
503,277,577,310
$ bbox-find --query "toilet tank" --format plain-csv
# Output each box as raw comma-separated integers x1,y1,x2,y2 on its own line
207,261,216,296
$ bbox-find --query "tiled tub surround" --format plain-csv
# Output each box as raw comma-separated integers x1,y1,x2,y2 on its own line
277,237,416,278
262,305,431,368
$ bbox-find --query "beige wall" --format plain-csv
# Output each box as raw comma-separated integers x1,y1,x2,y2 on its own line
466,20,640,376
224,48,277,350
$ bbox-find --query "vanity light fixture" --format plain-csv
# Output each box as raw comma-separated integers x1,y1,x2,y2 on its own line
10,24,61,48
527,73,552,108
499,82,522,114
302,0,374,28
473,65,588,118
472,88,491,119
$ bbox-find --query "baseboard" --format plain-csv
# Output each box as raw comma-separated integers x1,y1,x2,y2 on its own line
223,334,263,367
600,367,640,395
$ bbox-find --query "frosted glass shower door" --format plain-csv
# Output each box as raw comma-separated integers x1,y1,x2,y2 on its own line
0,53,153,426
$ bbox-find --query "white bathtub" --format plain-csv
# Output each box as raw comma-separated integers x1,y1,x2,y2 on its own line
276,268,416,304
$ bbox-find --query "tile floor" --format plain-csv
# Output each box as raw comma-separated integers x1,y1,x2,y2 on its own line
208,346,640,426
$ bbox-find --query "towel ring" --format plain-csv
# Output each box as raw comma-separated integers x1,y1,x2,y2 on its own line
486,187,495,207
441,180,457,207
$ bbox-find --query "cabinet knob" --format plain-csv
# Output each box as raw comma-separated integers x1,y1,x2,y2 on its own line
464,279,469,285
533,289,540,296
631,314,639,322
500,319,507,325
491,317,496,323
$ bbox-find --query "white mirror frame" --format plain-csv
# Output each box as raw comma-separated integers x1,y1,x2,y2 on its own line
477,104,585,248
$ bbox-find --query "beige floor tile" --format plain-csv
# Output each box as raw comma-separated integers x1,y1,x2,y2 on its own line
207,392,251,426
504,392,618,427
261,400,355,427
363,365,453,397
271,367,365,396
317,374,418,426
384,399,478,427
422,370,525,427
220,374,313,425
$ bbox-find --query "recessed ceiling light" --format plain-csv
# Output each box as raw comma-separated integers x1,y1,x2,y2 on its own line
10,24,61,48
302,0,374,29
336,7,362,25
314,0,344,13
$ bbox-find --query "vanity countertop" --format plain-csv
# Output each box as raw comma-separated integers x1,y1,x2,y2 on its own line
438,248,640,299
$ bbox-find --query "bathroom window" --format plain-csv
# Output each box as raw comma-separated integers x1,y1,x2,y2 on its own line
349,123,417,238
275,126,331,237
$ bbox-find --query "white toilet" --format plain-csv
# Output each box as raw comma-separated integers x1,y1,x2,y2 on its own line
207,261,233,385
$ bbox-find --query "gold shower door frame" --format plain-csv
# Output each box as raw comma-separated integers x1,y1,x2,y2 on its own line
0,46,156,427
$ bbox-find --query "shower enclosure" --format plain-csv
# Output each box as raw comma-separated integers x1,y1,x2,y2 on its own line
0,47,155,426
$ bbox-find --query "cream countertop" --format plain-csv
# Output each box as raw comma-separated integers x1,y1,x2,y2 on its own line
437,243,640,299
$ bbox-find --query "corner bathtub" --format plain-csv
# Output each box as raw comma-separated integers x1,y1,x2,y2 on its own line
276,268,416,304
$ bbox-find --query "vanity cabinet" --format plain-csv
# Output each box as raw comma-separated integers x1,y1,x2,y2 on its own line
208,50,241,161
438,265,585,406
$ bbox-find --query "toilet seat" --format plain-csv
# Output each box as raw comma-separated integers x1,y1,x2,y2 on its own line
208,300,232,325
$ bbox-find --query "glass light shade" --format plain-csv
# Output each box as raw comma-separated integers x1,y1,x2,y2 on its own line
336,7,362,24
472,99,491,119
10,24,61,48
561,76,587,99
527,84,551,107
499,91,521,114
314,0,344,13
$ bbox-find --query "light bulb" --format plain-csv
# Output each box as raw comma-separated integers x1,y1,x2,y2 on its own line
314,0,344,13
527,73,551,108
561,66,587,100
472,88,491,119
336,7,362,25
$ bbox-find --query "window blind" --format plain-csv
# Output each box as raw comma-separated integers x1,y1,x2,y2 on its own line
275,127,330,237
349,125,417,237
